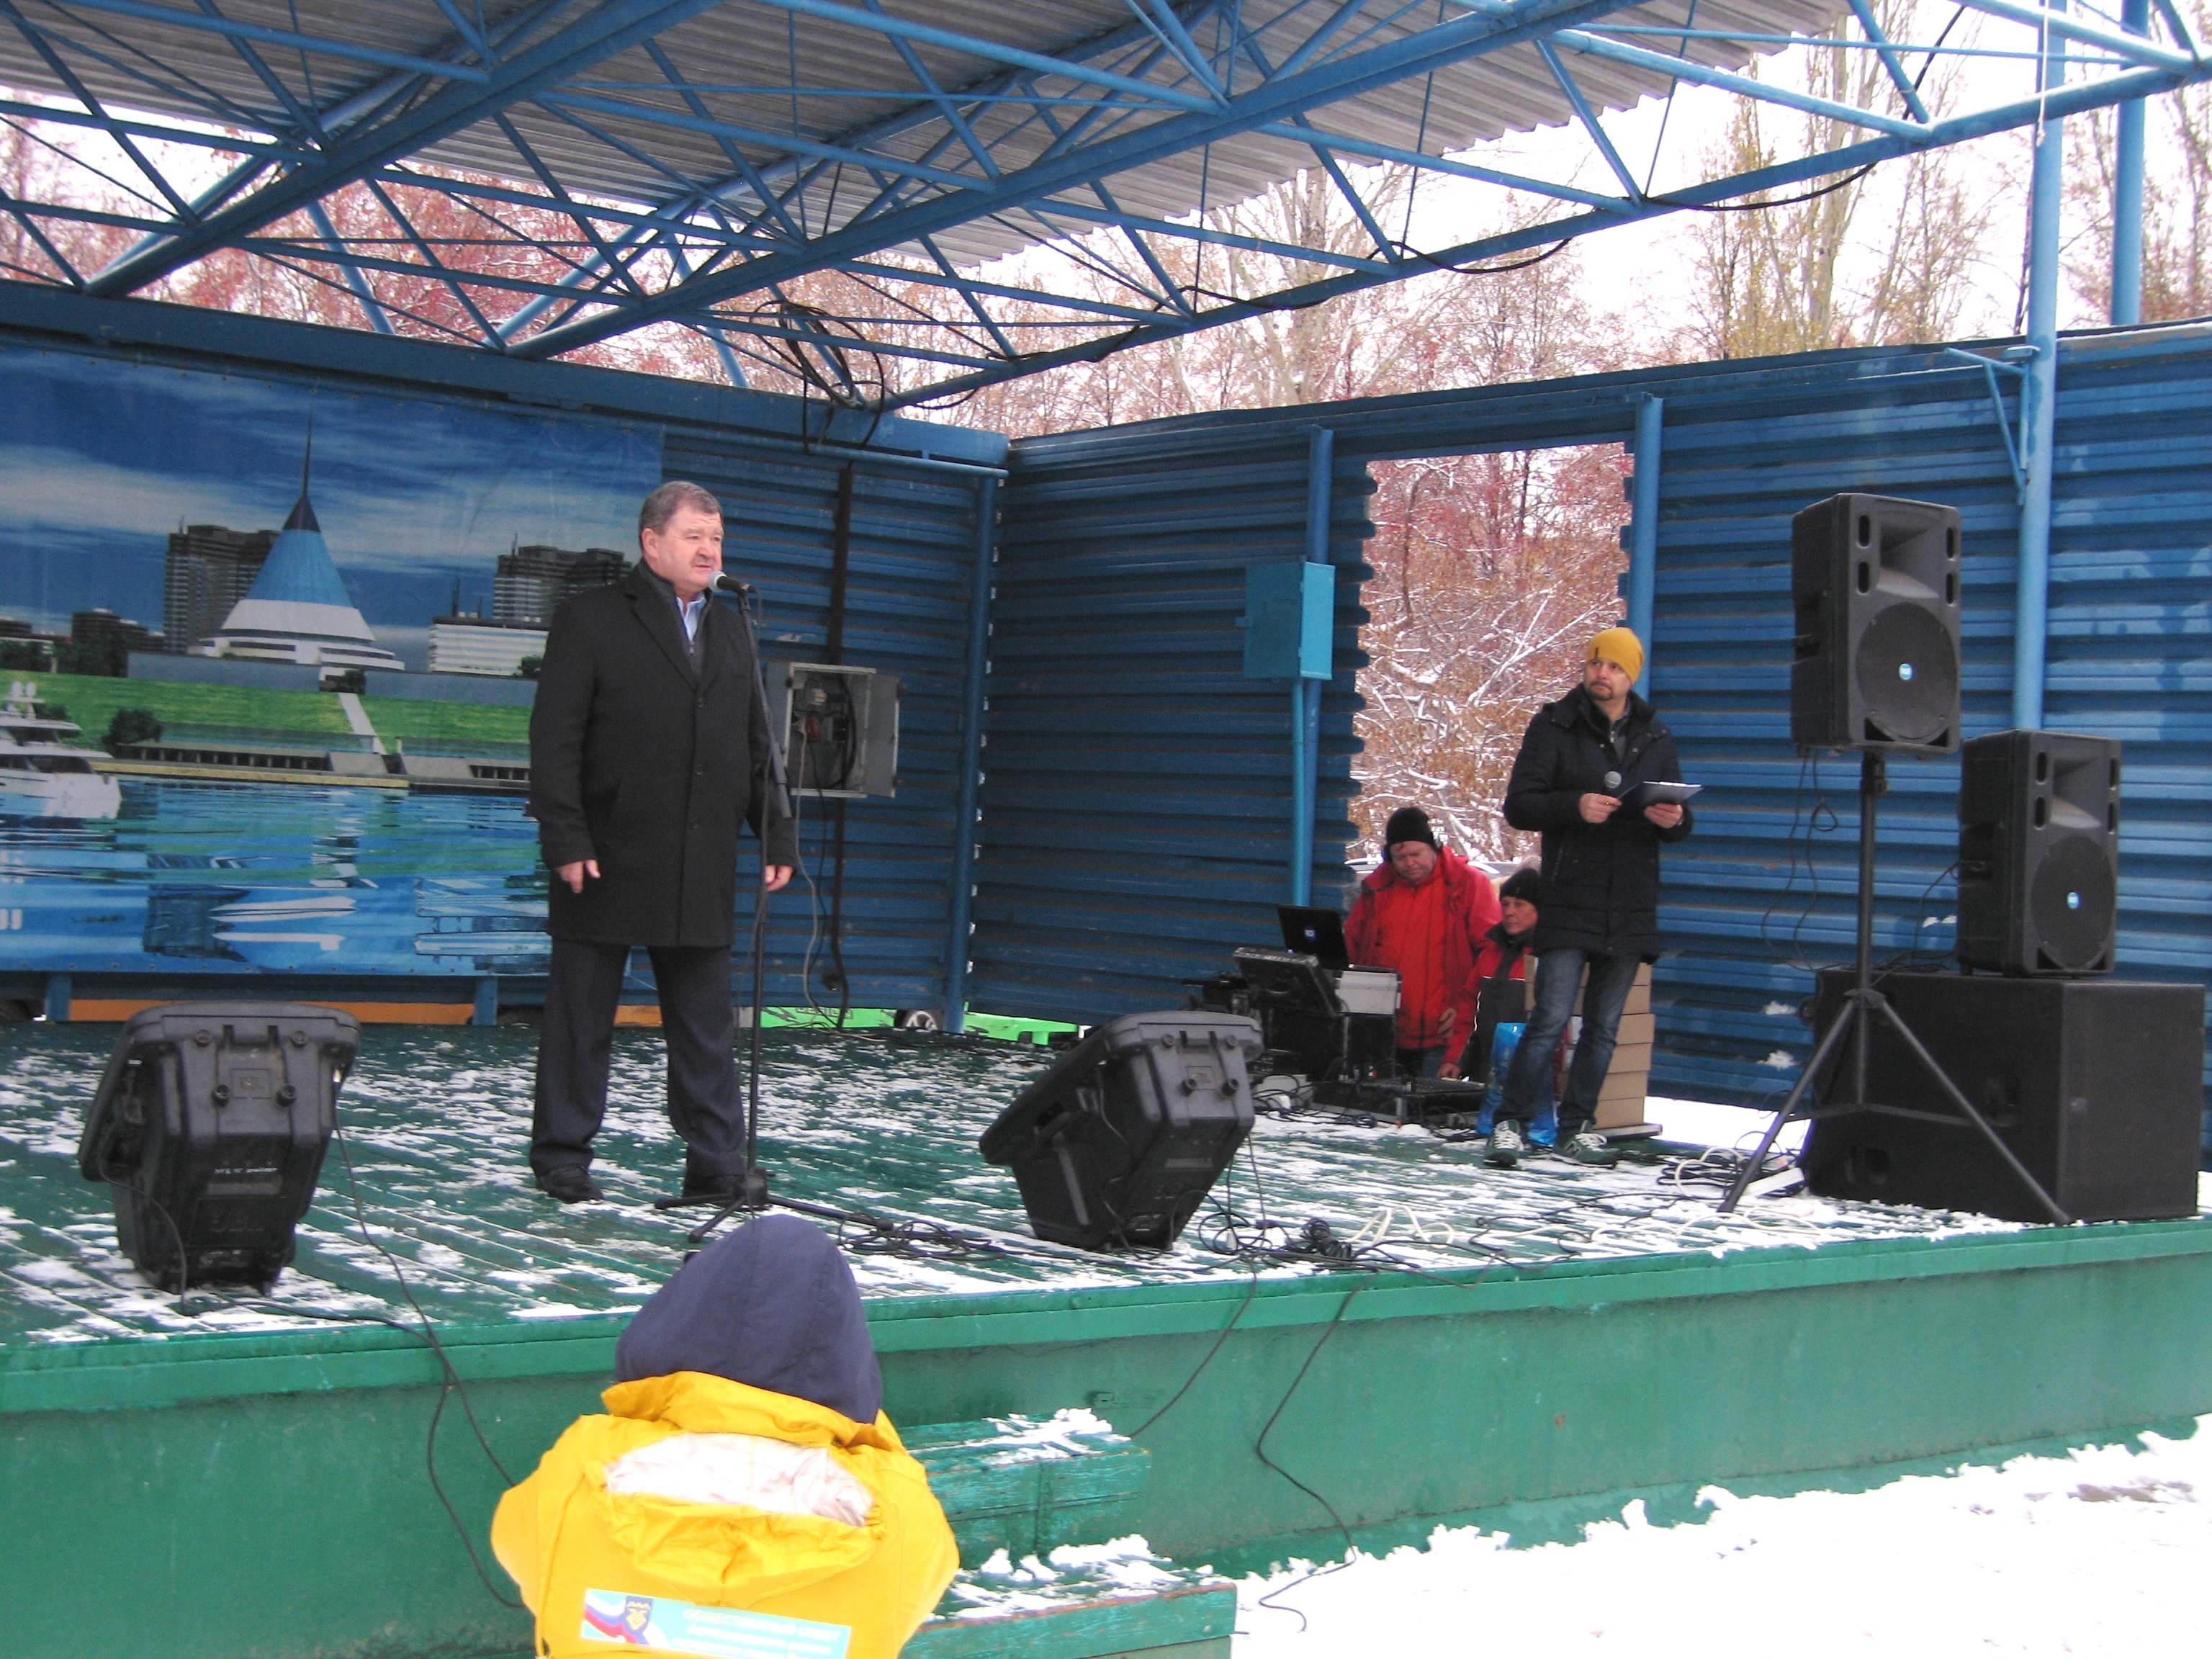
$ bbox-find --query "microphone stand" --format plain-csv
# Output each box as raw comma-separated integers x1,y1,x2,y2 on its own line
654,574,789,1236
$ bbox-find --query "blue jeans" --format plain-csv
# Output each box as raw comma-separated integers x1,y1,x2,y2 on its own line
1501,948,1641,1140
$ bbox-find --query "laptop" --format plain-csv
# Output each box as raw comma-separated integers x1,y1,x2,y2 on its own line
1277,905,1352,971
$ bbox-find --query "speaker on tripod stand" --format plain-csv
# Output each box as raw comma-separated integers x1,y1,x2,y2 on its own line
1724,493,2082,1220
1789,493,1962,756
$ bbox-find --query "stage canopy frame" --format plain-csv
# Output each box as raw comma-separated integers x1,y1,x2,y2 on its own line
0,0,2203,408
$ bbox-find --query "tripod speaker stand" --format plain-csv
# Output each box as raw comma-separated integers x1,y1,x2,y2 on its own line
1717,751,2070,1223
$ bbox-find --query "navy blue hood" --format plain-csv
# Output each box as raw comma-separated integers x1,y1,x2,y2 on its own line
615,1214,883,1424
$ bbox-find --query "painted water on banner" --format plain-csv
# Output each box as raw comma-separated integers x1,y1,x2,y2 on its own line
0,341,664,976
0,776,546,976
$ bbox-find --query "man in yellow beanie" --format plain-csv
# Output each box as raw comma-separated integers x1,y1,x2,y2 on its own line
1492,626,1691,1169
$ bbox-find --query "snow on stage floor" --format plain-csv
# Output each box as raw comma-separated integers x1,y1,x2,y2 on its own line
1,1020,2166,1346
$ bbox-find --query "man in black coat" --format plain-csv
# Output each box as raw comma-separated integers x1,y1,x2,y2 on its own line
526,480,797,1204
1489,627,1692,1169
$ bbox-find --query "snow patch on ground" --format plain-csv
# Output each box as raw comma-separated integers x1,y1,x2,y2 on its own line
1233,1421,2212,1655
941,1537,1197,1619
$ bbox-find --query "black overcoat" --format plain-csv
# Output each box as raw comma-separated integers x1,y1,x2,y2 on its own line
1501,684,1694,958
529,565,797,948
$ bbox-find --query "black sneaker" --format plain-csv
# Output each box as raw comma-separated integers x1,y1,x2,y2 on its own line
537,1165,605,1204
1564,1131,1619,1168
1485,1118,1527,1168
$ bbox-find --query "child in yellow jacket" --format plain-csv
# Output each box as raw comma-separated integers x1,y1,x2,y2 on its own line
493,1214,956,1658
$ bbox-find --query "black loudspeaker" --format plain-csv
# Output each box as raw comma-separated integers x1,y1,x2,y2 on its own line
1957,729,2121,976
979,1011,1260,1251
1790,493,1963,754
77,1002,358,1290
1801,969,2204,1222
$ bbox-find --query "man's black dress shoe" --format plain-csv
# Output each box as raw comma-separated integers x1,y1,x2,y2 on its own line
683,1166,768,1207
536,1166,605,1205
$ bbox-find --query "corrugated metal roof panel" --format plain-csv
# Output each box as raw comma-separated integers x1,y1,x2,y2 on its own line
0,0,1845,269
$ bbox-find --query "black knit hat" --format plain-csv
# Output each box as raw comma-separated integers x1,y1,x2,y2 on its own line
1383,806,1438,850
1498,867,1541,905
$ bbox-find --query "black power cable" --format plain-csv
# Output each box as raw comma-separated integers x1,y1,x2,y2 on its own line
97,1119,523,1612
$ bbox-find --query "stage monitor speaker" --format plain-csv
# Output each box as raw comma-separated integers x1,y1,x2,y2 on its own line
1799,968,2203,1223
1957,729,2121,976
1790,493,1962,755
979,1010,1261,1251
76,1002,359,1291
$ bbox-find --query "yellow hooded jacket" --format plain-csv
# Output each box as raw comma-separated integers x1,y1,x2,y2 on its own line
492,1370,957,1659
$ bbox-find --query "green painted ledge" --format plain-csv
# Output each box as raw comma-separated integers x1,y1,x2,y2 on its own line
8,1219,2211,1416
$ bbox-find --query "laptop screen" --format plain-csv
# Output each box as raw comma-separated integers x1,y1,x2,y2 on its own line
1276,905,1350,971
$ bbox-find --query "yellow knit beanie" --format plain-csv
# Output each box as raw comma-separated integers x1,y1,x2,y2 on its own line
1587,626,1644,683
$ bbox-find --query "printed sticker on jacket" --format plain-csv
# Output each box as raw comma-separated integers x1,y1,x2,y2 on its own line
579,1588,851,1658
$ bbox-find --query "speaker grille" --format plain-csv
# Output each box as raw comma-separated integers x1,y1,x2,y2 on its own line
2030,833,2118,969
1854,605,1959,745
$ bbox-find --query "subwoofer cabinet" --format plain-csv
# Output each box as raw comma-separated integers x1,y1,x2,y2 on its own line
1800,968,2205,1223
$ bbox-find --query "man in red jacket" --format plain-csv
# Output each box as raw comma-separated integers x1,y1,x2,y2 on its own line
1346,806,1502,1079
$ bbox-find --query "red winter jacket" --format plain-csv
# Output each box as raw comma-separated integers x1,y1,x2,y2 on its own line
1345,846,1502,1051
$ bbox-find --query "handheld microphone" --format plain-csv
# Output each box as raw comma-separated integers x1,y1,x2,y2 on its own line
711,572,755,596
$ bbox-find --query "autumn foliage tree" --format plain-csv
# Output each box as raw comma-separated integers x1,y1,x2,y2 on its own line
1683,0,1995,359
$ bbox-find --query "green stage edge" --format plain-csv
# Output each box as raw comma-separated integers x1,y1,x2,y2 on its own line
13,1221,2212,1659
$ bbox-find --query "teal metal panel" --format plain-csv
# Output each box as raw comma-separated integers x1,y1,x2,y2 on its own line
1242,562,1334,681
968,441,1375,1023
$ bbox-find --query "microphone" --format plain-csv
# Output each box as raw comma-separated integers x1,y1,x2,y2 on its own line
711,572,755,596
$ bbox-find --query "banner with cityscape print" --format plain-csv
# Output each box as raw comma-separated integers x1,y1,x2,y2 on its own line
0,342,662,981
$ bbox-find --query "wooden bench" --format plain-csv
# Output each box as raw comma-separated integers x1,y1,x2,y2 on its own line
904,1413,1233,1659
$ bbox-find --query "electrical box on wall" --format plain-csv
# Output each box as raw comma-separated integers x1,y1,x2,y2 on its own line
764,661,900,799
1241,562,1334,680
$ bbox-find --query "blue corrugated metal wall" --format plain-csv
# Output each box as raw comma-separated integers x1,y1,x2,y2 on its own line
1640,326,2212,1133
966,434,1375,1022
993,326,2211,1131
671,436,991,1013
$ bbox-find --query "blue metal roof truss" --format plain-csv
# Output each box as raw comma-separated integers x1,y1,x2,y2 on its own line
1,0,2209,406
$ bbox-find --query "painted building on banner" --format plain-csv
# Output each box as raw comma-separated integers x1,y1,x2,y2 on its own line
426,616,547,677
192,440,403,675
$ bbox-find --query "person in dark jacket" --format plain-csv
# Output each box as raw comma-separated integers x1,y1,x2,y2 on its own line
527,480,799,1204
1488,628,1691,1169
1457,866,1542,1093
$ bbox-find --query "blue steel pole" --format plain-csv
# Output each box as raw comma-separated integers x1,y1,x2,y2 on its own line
2015,0,2066,731
1292,427,1334,906
942,475,996,1032
2112,0,2149,325
1627,394,1663,697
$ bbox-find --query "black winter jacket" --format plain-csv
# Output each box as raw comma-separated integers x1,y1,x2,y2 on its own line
529,564,797,948
1501,685,1693,958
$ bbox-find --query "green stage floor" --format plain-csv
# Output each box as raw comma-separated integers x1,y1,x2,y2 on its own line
0,1021,2098,1349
